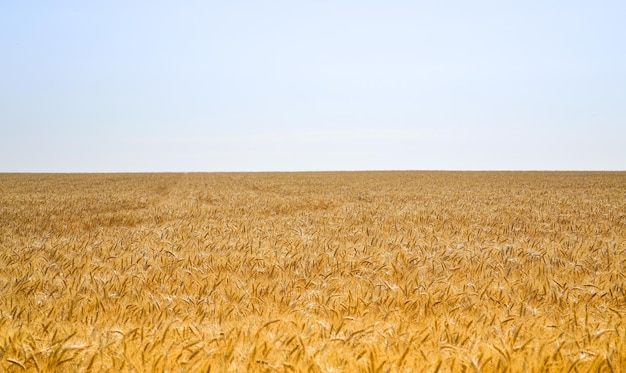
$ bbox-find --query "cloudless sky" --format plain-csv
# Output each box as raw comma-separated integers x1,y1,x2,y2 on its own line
1,1,625,172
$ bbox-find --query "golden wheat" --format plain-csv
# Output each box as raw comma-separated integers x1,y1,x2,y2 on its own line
0,171,625,372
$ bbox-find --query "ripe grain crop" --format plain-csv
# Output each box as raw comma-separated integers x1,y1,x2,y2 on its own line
0,171,625,372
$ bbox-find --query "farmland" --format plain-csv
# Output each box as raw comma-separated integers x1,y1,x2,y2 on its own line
0,171,625,372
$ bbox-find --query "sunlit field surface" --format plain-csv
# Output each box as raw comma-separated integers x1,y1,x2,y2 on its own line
1,172,625,372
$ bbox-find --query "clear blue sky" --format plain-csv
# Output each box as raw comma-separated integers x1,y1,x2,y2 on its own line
1,1,625,172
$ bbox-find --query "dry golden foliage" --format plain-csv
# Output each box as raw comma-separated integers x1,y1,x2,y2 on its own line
0,171,625,372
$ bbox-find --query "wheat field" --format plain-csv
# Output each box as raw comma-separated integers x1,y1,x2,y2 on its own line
0,172,625,372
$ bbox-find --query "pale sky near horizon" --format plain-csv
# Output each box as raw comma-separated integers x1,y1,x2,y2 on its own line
1,1,625,172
